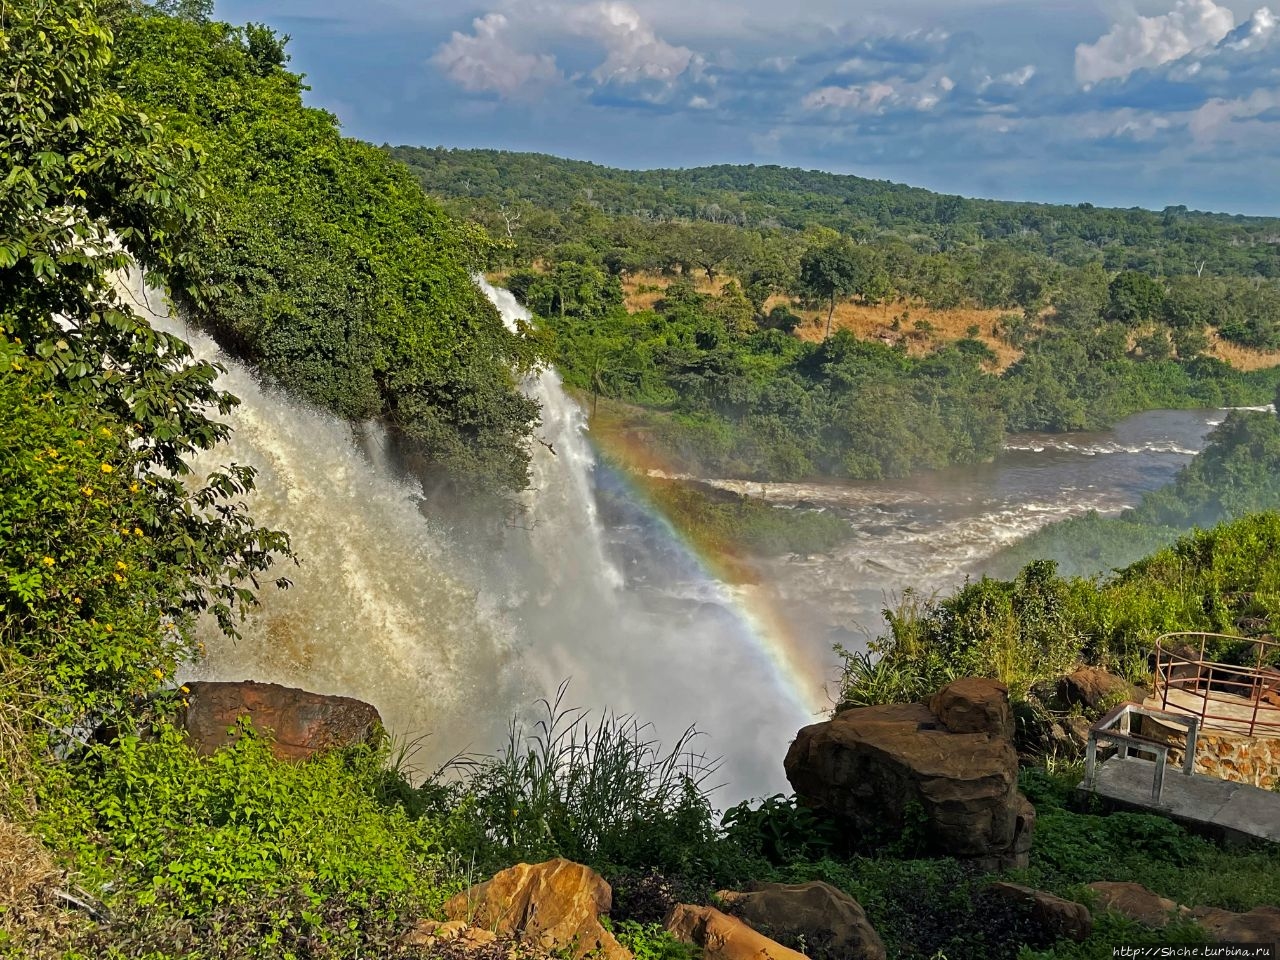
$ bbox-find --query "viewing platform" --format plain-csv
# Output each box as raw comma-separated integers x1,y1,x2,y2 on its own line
1079,634,1280,844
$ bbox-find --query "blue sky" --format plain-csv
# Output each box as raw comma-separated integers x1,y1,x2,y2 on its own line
213,1,1280,215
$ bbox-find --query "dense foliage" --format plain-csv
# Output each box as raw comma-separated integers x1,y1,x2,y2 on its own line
839,511,1280,708
393,149,1280,280
523,265,1276,481
108,14,540,492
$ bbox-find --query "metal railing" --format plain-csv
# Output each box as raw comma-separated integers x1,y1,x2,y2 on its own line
1153,632,1280,738
1084,702,1199,803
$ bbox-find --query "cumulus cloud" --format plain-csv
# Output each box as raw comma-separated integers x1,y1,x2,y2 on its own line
802,72,955,114
1075,0,1236,86
1188,86,1280,141
568,1,696,85
432,12,560,95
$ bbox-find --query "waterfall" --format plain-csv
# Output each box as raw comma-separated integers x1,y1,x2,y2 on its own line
121,272,811,800
119,274,522,768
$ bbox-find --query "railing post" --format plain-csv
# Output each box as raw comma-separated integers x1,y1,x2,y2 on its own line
1084,734,1098,791
1152,746,1167,802
1118,706,1131,760
1183,717,1198,776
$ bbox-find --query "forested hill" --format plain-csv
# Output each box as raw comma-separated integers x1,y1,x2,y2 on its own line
389,147,1280,278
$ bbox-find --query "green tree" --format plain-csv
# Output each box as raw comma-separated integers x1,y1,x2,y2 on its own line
1107,270,1166,326
799,238,861,339
0,0,289,745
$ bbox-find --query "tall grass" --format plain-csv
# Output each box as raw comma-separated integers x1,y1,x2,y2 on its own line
449,682,724,871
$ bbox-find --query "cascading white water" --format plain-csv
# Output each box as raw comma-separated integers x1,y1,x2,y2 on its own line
118,274,523,768
120,271,817,799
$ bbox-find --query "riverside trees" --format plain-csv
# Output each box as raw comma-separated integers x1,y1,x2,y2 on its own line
0,0,290,753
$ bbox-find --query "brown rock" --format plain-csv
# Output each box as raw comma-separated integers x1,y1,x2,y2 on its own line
717,881,886,960
929,678,1013,738
988,883,1092,942
445,858,629,960
1192,905,1280,944
1086,882,1184,928
1059,667,1140,713
180,681,382,761
784,687,1033,869
403,920,498,948
665,904,807,960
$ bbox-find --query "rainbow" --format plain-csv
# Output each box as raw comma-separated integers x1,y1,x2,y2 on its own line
585,415,834,724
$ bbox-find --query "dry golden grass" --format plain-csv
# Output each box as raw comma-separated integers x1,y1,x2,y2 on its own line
0,817,77,954
619,272,1022,369
786,299,1022,369
1208,333,1280,372
620,271,724,312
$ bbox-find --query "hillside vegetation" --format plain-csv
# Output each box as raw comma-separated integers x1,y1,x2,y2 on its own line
390,148,1280,483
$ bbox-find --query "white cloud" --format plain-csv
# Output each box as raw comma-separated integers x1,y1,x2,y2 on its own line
432,13,560,95
1225,6,1277,50
1188,86,1280,141
802,72,955,114
1074,0,1236,86
568,2,696,85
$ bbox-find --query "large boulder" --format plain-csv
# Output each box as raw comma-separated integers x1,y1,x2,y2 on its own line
1191,905,1280,944
929,678,1014,738
665,904,807,960
988,883,1092,942
784,680,1034,869
717,881,886,960
1059,667,1141,713
1086,882,1185,928
445,858,629,960
179,680,382,761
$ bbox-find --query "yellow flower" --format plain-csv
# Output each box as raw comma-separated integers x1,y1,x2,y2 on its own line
116,560,128,571
103,624,113,633
112,573,124,583
180,685,190,694
99,427,113,438
100,463,113,474
40,556,54,567
134,528,144,537
81,486,93,497
129,483,140,493
73,597,81,604
152,668,164,680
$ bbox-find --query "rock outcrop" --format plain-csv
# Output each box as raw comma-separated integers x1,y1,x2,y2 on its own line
179,680,383,761
1191,904,1280,943
1059,667,1141,713
784,679,1034,869
988,883,1092,942
665,904,808,960
1086,881,1280,944
445,858,630,960
717,881,886,960
1085,882,1185,928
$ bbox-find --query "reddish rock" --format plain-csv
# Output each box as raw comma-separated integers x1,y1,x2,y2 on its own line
1086,882,1184,928
718,881,886,960
445,858,629,960
929,678,1013,738
180,681,382,761
1192,904,1280,944
784,684,1034,869
666,904,807,960
1060,667,1140,713
989,882,1092,942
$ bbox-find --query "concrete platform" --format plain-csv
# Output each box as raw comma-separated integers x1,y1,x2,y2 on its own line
1079,755,1280,845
